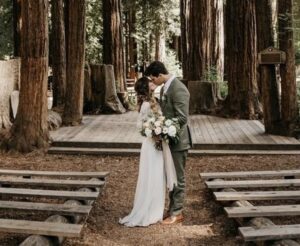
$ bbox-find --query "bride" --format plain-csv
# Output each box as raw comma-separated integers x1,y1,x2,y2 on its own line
119,76,176,227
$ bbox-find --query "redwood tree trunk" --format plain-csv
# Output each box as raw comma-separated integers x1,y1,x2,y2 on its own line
154,29,166,62
51,0,66,108
278,0,299,135
211,0,224,80
185,0,212,81
225,0,259,119
102,0,126,92
180,0,189,79
13,0,21,57
256,0,281,134
63,0,85,125
5,0,49,152
128,7,137,79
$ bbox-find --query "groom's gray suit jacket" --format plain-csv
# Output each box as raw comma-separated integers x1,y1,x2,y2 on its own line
160,77,193,152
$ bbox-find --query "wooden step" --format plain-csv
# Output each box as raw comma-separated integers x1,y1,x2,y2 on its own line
201,170,300,180
225,205,300,218
0,218,82,237
214,191,300,201
48,146,140,156
0,201,91,215
49,147,300,156
0,169,109,178
206,179,300,189
0,177,105,188
0,187,99,200
239,224,300,242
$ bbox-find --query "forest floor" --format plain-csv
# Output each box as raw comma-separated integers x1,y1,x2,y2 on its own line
0,152,299,245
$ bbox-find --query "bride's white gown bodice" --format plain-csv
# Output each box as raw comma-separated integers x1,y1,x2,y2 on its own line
119,101,166,227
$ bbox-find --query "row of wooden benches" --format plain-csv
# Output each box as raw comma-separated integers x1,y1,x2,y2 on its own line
201,169,300,243
0,169,109,239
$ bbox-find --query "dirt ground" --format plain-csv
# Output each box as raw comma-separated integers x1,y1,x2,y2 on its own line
0,152,299,245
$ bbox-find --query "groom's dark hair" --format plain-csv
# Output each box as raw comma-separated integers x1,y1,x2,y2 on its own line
144,61,168,77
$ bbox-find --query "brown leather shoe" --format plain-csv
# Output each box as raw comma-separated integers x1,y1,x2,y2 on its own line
163,211,170,220
161,214,184,225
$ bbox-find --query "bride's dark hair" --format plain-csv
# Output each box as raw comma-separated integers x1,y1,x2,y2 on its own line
135,77,158,113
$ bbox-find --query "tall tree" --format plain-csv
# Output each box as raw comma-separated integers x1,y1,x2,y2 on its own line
13,0,21,57
225,0,259,119
211,0,224,80
278,0,299,135
256,0,281,133
4,0,49,152
180,0,189,79
51,0,66,107
185,0,212,81
102,0,126,92
63,0,86,125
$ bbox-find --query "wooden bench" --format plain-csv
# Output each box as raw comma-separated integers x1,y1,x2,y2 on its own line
0,169,109,238
239,224,300,242
201,169,300,245
225,205,300,218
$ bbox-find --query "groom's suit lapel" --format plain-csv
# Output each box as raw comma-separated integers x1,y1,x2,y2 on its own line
160,77,176,111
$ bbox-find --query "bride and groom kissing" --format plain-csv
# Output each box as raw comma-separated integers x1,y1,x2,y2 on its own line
120,61,192,227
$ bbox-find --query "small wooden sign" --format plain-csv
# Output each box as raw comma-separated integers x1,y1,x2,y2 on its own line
258,47,286,64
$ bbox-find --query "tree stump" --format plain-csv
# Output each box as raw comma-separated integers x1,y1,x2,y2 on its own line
90,64,106,112
0,59,20,129
90,64,125,114
188,81,219,114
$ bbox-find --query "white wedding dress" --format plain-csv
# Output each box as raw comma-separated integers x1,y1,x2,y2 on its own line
119,101,166,227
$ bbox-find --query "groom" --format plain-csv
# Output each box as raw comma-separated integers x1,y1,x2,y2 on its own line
145,61,192,225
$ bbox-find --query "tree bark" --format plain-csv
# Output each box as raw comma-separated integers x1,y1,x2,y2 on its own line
225,0,259,119
256,0,282,134
13,0,21,58
50,0,67,108
278,0,299,135
102,0,126,93
128,7,137,79
63,0,85,126
185,0,212,81
3,0,49,152
90,65,126,113
154,29,166,62
180,0,189,80
211,0,224,80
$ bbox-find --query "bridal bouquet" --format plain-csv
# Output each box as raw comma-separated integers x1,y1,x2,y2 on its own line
140,112,180,150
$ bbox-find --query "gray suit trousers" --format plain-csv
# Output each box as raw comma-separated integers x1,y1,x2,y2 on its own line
169,150,188,215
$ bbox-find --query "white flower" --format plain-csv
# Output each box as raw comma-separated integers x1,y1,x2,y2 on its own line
162,127,168,134
149,117,155,123
154,127,162,135
168,125,177,137
154,121,161,127
145,128,152,138
165,119,172,127
158,116,165,121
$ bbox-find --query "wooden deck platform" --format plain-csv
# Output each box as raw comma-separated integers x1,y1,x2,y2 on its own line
49,112,300,155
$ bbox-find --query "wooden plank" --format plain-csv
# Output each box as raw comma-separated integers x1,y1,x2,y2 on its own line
214,191,300,201
239,224,300,242
212,116,234,143
206,179,300,189
0,177,105,188
225,205,300,218
0,218,82,237
207,116,227,143
0,200,91,215
0,187,99,200
200,170,300,180
0,169,109,178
